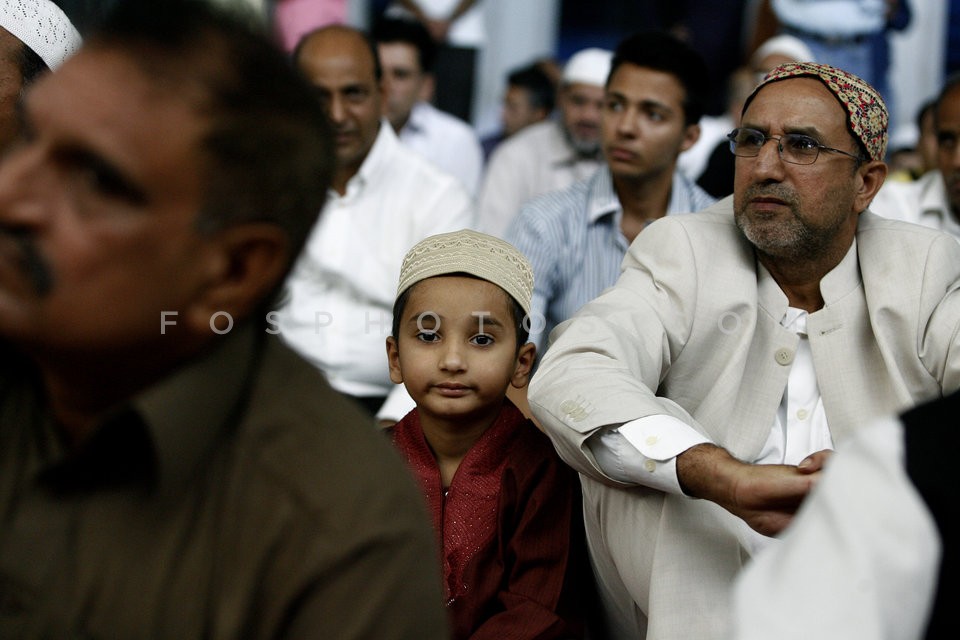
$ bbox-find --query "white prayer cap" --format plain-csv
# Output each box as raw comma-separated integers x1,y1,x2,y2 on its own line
0,0,82,70
562,47,612,87
751,34,815,68
396,230,534,317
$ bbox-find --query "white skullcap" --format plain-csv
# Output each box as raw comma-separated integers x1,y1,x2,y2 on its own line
396,229,534,317
751,34,815,68
562,47,612,87
0,0,81,70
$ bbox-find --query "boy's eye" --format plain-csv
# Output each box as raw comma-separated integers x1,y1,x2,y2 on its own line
470,334,494,346
416,331,439,343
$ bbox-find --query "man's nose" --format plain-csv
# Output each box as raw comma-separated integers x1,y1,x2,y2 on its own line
747,137,787,181
0,145,50,229
327,94,346,124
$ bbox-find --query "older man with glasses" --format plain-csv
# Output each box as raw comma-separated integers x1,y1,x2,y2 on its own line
528,62,960,640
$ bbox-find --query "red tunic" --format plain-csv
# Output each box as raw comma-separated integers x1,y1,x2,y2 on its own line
388,401,590,639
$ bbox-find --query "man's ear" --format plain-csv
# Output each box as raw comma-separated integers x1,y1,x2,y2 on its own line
854,159,889,213
510,341,536,389
680,122,701,153
183,223,289,333
386,335,404,384
418,73,436,104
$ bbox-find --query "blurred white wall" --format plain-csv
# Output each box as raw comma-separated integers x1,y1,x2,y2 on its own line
888,0,947,149
473,0,561,135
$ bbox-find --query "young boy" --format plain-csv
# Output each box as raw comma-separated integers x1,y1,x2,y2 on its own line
385,229,591,639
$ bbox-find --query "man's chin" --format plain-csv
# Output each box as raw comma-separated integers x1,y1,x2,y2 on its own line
570,139,600,157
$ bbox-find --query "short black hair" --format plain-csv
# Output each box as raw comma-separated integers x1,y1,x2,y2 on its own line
16,42,48,89
609,30,709,126
391,276,530,351
917,97,936,129
88,0,334,307
370,15,436,73
935,72,960,129
508,62,556,113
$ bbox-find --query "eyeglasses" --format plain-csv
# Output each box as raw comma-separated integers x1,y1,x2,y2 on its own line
727,128,862,165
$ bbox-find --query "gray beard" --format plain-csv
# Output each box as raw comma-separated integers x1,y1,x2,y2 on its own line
563,127,601,159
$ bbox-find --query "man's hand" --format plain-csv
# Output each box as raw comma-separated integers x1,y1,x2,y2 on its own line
677,443,831,536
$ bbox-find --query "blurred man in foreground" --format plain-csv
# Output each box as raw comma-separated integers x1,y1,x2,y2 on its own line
0,1,447,637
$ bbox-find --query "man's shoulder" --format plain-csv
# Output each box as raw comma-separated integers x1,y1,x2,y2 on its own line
635,196,747,262
858,210,960,272
858,209,951,241
870,175,927,223
653,195,738,234
376,127,470,194
488,120,563,163
413,102,479,143
231,336,423,515
518,175,593,219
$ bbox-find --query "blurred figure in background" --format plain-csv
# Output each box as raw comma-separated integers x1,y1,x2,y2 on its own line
872,75,960,240
272,0,346,52
383,0,485,123
0,1,447,637
478,47,612,238
373,15,483,196
481,61,557,161
278,24,473,418
679,33,814,193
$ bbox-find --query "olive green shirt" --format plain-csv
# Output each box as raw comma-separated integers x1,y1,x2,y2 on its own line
0,327,448,639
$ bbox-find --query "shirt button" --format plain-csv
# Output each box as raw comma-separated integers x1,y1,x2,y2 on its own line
796,408,809,420
645,435,659,446
775,348,794,366
644,460,657,473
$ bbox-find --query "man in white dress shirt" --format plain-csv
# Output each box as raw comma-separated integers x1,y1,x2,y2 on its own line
871,74,960,239
278,25,473,417
372,15,483,196
529,62,960,639
477,47,612,237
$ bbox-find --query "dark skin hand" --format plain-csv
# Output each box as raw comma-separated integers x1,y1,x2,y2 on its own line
677,443,833,536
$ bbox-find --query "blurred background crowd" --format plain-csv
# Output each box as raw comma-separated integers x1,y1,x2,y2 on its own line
50,0,955,172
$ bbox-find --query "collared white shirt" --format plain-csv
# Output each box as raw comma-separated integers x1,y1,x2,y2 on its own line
870,170,960,241
399,101,484,197
478,119,604,238
277,122,474,397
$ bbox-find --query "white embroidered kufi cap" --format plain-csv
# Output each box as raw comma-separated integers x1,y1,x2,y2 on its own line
562,47,613,87
751,34,815,68
396,229,534,317
0,0,82,70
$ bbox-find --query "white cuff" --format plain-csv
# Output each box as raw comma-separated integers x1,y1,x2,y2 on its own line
588,415,711,494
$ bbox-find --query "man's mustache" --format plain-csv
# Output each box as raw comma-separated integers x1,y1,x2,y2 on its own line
0,229,53,296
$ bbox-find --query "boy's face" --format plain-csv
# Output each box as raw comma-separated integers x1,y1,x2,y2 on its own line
387,275,534,427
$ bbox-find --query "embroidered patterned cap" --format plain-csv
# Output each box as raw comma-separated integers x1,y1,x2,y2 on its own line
743,61,888,162
396,229,534,317
0,0,81,70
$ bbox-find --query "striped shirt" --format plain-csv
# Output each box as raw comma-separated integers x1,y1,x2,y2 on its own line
506,167,716,353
